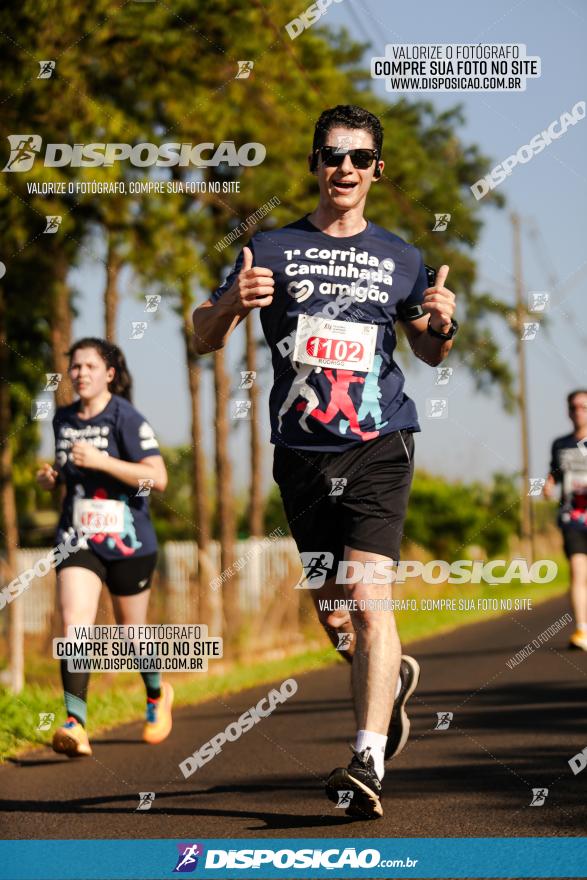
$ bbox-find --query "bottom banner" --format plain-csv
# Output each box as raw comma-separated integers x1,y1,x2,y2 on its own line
0,838,585,879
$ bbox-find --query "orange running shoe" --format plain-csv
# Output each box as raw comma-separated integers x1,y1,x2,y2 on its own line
143,681,174,744
52,717,92,758
569,630,587,651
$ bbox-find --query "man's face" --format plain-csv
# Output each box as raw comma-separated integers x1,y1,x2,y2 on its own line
569,393,587,430
310,126,383,211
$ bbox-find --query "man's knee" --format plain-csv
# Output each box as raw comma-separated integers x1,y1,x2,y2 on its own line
350,605,395,640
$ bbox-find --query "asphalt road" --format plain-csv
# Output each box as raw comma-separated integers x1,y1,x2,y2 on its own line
1,595,586,840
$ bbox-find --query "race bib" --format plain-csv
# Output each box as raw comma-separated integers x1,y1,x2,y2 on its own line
293,314,377,373
73,498,125,534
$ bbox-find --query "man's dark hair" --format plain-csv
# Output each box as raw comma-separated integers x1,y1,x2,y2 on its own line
567,389,587,407
312,105,384,156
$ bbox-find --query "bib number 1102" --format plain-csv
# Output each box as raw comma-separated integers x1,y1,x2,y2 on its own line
306,336,364,363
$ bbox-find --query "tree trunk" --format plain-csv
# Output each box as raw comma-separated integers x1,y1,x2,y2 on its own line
213,347,239,647
180,282,222,636
104,231,121,342
245,315,263,537
51,249,73,408
0,287,23,692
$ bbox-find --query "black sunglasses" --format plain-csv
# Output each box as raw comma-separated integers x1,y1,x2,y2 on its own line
317,146,378,170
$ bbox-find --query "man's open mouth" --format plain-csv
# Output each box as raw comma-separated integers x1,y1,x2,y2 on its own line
332,180,358,191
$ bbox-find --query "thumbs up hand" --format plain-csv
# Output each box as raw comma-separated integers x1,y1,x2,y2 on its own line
231,246,274,316
422,264,455,333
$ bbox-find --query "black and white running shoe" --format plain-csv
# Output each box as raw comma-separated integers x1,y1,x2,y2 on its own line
325,746,383,820
385,655,420,761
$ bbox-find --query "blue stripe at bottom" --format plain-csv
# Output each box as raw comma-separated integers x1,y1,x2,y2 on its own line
0,838,585,879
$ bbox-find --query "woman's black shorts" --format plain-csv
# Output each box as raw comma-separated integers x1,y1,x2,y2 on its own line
56,548,158,596
273,429,415,568
562,526,587,558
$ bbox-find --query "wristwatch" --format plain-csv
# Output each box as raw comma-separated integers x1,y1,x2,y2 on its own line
427,318,458,340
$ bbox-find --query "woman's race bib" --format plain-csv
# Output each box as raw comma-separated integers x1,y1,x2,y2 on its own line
73,498,125,534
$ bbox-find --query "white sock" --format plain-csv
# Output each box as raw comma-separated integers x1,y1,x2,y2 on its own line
355,729,387,780
395,674,402,698
577,622,587,634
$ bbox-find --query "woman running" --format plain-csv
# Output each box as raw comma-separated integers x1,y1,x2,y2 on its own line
36,337,172,757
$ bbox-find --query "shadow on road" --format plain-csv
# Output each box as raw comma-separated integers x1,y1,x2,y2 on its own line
0,785,356,830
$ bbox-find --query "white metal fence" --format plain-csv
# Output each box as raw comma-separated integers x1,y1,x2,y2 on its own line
2,539,302,636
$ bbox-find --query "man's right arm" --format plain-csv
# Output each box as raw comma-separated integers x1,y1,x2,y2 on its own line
192,245,274,355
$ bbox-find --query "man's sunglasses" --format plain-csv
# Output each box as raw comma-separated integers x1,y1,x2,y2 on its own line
316,146,378,170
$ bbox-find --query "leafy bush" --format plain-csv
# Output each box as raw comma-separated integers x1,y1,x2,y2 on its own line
404,471,519,559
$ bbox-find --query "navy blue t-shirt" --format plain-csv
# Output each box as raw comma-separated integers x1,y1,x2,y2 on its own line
53,395,161,560
211,215,429,452
550,433,587,530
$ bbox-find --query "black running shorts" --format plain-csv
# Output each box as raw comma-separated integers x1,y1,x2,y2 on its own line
562,526,587,558
56,548,158,596
273,429,415,566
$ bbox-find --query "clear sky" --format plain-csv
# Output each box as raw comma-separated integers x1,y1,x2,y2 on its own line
44,0,587,495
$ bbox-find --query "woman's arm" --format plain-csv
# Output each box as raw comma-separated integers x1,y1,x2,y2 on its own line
70,443,168,492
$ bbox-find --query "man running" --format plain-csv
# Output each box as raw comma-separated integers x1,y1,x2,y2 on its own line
193,105,457,819
544,390,587,650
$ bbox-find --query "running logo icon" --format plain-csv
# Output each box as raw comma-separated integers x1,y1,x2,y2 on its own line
432,213,451,231
232,400,251,419
173,843,204,873
336,790,354,808
521,322,539,341
37,60,56,78
335,135,354,151
37,712,55,731
297,551,334,588
528,478,545,496
3,135,42,172
32,399,53,421
426,398,448,419
44,373,61,391
530,788,548,806
144,294,161,313
336,632,354,651
329,477,347,496
434,712,453,730
130,321,148,339
236,61,254,79
44,215,62,233
136,791,155,811
528,292,550,312
435,367,453,386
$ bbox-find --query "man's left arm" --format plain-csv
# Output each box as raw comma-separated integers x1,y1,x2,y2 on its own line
399,264,457,367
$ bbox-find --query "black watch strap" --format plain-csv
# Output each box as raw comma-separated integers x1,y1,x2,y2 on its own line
427,318,458,340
